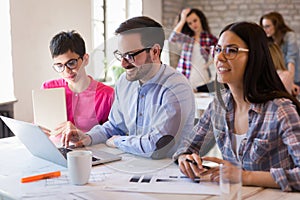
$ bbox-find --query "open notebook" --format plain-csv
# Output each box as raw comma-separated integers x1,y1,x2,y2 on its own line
32,88,67,135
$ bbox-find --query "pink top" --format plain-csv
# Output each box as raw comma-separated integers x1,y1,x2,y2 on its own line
42,77,114,132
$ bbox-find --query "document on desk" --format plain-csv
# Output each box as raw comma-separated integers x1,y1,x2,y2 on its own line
17,170,113,199
104,167,221,195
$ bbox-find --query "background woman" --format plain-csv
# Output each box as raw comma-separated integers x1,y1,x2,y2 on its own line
260,11,300,95
169,8,218,92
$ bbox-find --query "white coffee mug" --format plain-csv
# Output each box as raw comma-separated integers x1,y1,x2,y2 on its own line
67,150,92,185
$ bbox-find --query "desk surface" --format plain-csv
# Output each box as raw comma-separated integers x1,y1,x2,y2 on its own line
0,137,298,200
194,93,214,119
194,92,214,110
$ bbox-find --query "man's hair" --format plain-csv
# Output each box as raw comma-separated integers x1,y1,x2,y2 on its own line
49,30,86,58
115,16,165,53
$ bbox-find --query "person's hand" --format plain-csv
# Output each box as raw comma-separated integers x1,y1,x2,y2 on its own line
180,8,191,22
178,153,206,180
38,126,51,137
106,135,121,148
57,121,91,147
201,156,240,183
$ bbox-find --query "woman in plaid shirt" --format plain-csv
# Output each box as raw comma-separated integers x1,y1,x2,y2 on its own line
169,8,218,91
174,22,300,191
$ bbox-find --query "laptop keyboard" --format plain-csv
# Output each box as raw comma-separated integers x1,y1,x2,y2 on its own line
58,147,100,161
92,157,100,161
58,147,72,158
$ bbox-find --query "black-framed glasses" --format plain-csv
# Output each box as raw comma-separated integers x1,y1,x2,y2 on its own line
52,56,82,73
212,46,249,60
113,47,152,63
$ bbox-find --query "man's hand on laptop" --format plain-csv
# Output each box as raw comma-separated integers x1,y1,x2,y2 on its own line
57,121,92,148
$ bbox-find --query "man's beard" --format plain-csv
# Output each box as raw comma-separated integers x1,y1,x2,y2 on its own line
125,55,153,82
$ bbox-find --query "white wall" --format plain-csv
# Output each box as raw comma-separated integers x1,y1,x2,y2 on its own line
10,0,92,122
0,0,15,101
142,0,162,23
142,0,169,65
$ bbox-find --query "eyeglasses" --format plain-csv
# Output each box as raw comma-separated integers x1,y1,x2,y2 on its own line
212,46,249,60
113,47,152,63
52,56,82,73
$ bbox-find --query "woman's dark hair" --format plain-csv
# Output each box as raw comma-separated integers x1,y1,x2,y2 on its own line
179,8,211,37
50,30,86,58
259,12,293,46
215,21,300,114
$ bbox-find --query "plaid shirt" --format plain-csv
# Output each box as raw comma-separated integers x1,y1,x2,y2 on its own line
174,90,300,192
169,31,218,78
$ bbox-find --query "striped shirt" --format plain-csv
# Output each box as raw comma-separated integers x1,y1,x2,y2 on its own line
88,64,195,158
174,90,300,191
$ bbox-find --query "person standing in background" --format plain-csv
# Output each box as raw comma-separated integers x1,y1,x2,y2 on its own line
169,8,218,92
260,11,300,96
42,30,114,137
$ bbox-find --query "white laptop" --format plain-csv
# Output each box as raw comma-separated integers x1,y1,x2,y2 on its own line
32,88,67,135
0,116,122,167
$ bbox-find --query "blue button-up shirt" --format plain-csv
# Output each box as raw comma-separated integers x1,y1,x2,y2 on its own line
88,64,195,158
174,90,300,191
281,32,300,82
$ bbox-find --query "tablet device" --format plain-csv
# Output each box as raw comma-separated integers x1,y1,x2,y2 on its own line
32,88,67,135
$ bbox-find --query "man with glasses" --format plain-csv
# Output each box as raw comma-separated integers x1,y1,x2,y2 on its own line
42,30,114,138
62,16,195,159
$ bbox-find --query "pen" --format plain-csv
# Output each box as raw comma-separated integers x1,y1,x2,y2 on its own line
21,171,61,183
185,158,211,170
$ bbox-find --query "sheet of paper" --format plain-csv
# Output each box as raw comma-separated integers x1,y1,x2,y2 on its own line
103,167,220,195
0,169,110,199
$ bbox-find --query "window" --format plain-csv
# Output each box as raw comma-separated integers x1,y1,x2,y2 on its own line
89,0,142,82
0,0,15,101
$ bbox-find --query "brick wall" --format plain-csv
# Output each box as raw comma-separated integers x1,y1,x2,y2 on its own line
163,0,300,67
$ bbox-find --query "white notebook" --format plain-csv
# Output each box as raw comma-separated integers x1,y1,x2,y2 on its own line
32,88,67,135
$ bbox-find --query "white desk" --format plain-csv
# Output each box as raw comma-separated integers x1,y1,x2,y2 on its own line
0,137,299,200
194,93,214,118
